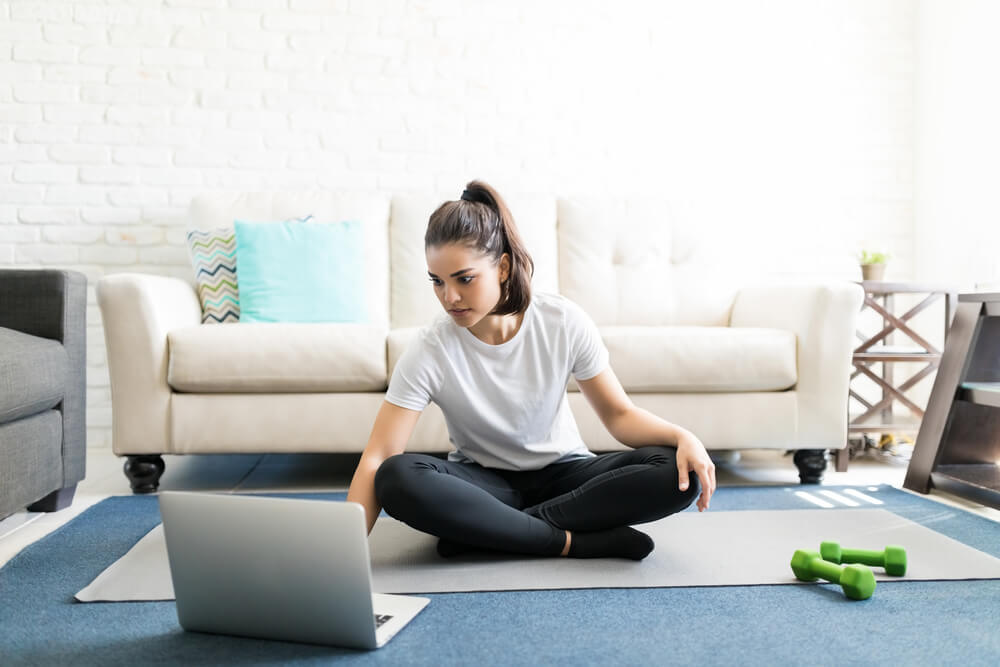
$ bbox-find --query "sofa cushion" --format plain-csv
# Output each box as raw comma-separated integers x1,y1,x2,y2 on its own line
387,327,421,377
167,324,389,393
186,227,240,324
557,197,738,326
574,326,797,393
234,219,366,324
0,328,67,423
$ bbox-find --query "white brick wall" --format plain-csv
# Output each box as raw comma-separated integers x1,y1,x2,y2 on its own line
0,0,917,449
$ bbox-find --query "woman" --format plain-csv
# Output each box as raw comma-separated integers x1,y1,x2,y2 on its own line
346,180,715,560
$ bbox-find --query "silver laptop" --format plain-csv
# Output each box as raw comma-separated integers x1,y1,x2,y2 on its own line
158,491,429,649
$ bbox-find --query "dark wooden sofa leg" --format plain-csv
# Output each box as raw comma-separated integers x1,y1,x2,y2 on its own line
124,455,166,494
793,449,828,484
835,446,850,473
26,484,78,512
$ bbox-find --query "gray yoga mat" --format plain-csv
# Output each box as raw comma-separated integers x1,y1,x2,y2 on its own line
75,509,1000,601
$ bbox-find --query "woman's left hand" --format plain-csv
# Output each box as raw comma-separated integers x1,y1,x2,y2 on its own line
675,430,716,512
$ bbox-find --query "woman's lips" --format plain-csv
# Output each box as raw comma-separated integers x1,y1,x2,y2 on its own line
449,308,471,316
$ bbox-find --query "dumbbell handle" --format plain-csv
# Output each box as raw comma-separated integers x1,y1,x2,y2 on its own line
839,548,886,566
809,557,846,583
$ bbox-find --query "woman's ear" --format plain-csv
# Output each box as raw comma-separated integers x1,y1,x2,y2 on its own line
498,253,511,283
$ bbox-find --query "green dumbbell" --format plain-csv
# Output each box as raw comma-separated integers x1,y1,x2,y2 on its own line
790,549,876,600
820,541,907,576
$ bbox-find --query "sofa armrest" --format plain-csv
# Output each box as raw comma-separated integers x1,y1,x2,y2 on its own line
730,282,864,448
96,273,202,456
0,269,88,486
0,268,87,343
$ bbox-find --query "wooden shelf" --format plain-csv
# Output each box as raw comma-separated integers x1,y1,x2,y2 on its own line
864,345,936,354
959,382,1000,409
849,424,921,433
854,352,942,362
848,412,922,433
931,465,1000,509
861,280,959,295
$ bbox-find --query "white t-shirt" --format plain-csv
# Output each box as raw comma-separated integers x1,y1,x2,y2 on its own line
385,292,610,471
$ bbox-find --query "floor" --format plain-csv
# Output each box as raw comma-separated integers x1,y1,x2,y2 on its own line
2,446,998,569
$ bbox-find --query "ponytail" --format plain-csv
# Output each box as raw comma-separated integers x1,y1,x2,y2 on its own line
425,180,534,316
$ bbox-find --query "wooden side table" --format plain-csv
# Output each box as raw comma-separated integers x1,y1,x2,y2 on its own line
840,281,958,472
904,292,1000,509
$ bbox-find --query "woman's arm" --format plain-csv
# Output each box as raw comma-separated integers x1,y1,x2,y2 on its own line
577,368,717,511
346,400,422,534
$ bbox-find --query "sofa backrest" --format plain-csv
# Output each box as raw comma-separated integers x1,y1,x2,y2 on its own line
186,192,735,330
558,197,735,327
189,192,392,327
390,194,559,328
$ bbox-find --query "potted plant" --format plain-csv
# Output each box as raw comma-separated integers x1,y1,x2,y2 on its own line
858,250,890,281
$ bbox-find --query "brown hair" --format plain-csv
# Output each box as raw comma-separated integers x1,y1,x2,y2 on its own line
424,180,534,316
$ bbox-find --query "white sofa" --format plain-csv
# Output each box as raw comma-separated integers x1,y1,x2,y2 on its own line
97,192,864,492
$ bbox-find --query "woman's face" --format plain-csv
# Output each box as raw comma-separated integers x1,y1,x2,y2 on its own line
425,243,509,327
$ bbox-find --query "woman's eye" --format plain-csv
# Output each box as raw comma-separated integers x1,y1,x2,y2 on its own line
428,276,473,286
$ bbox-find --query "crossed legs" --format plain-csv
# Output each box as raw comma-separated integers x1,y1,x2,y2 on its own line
373,447,700,560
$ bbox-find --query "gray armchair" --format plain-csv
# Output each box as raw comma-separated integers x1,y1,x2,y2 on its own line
0,269,87,520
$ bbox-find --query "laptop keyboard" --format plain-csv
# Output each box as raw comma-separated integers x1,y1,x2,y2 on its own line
375,614,394,628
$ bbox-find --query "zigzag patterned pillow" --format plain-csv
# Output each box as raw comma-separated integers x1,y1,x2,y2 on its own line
186,228,240,323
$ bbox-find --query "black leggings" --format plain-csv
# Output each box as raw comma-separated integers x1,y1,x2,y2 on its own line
373,446,700,557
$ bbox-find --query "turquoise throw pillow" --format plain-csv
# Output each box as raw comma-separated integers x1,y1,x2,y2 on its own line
233,219,366,323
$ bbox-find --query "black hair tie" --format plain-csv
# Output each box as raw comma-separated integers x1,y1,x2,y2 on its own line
460,189,476,202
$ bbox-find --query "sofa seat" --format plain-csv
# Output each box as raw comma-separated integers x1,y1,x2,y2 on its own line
0,327,67,423
388,325,796,394
167,323,389,393
594,326,797,392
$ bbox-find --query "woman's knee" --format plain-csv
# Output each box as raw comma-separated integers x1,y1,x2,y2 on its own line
640,445,701,509
634,445,679,466
633,446,683,482
373,453,420,508
374,453,450,509
680,472,701,508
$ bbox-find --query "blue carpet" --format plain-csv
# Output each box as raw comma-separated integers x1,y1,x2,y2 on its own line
2,484,999,666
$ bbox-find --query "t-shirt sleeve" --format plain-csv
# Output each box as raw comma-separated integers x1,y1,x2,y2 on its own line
385,334,438,412
567,300,610,381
